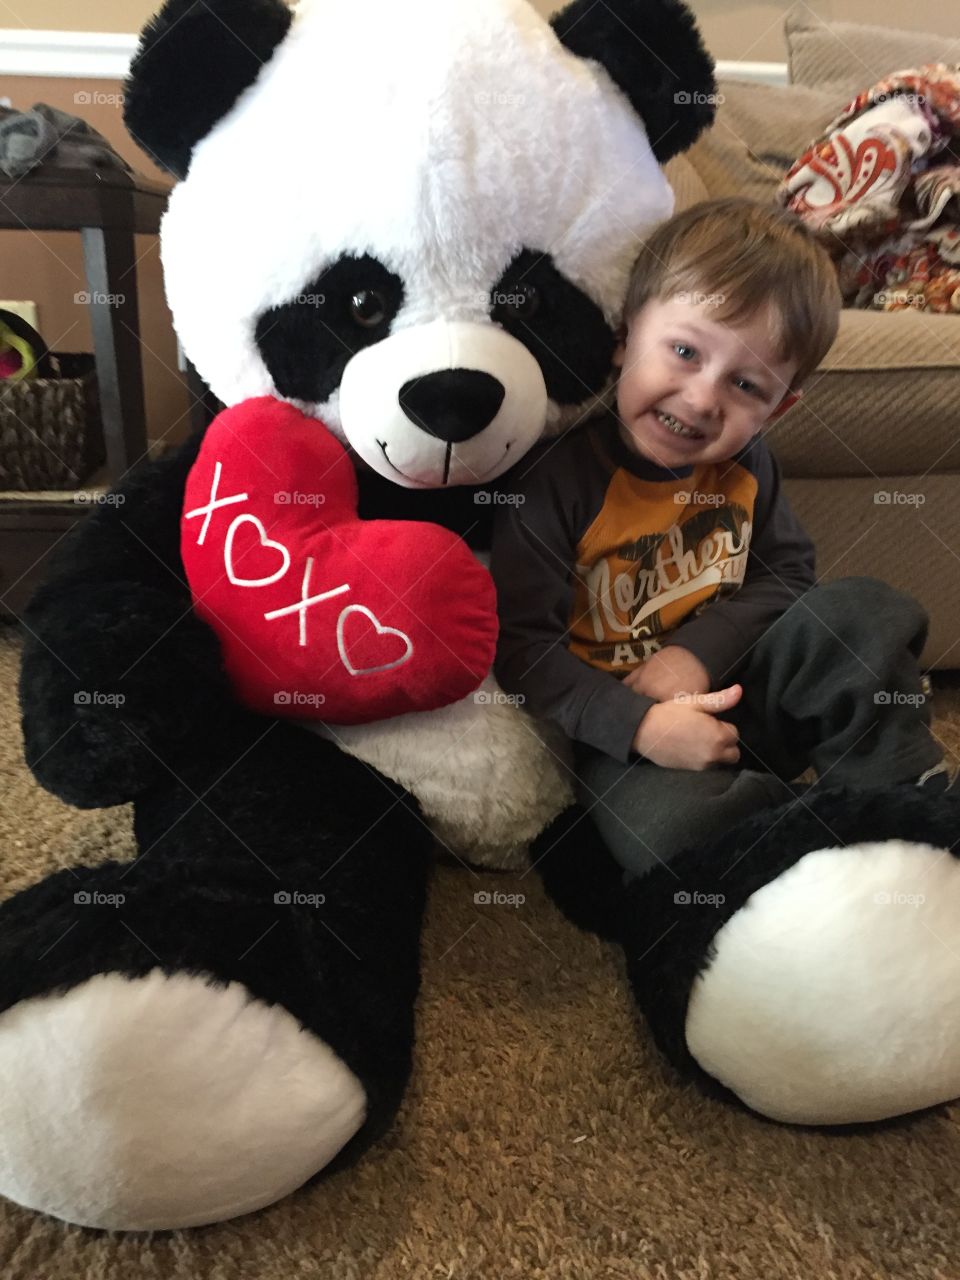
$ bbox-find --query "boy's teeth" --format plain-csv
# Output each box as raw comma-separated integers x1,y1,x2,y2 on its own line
657,410,701,439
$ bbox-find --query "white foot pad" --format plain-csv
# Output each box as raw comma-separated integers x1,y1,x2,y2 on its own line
686,841,960,1124
0,968,366,1228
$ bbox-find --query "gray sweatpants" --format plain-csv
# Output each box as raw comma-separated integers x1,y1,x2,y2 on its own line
574,577,941,882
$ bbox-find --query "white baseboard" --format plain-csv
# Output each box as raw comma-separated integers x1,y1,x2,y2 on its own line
0,29,789,86
716,59,789,86
0,30,138,80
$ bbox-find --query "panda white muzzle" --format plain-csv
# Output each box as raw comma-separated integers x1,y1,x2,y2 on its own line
338,320,548,488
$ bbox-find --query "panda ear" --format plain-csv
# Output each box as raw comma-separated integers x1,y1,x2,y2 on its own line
551,0,716,164
124,0,293,178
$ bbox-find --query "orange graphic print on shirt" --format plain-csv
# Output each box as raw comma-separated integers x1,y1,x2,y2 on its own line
569,461,759,672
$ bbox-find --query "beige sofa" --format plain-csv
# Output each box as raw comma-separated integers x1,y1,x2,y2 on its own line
664,13,960,668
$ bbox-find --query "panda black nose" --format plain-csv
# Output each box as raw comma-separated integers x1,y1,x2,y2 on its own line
398,369,506,444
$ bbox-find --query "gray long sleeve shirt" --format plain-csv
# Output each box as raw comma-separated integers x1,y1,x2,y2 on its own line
491,412,816,762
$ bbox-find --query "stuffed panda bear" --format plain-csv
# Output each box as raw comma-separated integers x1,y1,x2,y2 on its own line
7,0,960,1238
5,0,715,1231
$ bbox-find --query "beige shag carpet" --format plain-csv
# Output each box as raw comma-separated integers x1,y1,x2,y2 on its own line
2,623,960,1279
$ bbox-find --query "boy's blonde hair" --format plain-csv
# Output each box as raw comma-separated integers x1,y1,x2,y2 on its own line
623,196,841,390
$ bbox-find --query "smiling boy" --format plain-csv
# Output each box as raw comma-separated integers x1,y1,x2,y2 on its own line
492,197,950,878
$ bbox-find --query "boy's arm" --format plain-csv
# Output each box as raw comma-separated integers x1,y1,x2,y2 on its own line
660,440,815,687
491,460,655,764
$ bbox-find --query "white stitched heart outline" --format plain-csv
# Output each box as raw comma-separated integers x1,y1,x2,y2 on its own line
336,604,414,676
223,514,291,587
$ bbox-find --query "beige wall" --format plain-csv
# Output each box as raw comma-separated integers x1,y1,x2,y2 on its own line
7,2,159,32
529,0,954,61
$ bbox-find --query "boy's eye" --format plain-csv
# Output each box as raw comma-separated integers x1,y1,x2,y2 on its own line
734,377,765,398
668,343,768,397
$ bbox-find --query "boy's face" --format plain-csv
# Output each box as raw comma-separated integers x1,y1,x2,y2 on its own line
614,293,801,469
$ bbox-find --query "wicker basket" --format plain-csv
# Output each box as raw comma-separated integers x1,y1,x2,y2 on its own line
0,353,104,491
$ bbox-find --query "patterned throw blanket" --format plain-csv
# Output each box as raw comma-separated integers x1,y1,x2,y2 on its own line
778,65,960,313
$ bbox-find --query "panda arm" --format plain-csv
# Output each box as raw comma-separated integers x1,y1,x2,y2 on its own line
18,435,251,809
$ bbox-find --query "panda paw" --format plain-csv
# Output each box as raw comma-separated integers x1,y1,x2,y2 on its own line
0,968,366,1229
626,785,960,1125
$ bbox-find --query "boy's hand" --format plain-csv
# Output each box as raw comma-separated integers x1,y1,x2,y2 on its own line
622,646,710,702
632,686,742,770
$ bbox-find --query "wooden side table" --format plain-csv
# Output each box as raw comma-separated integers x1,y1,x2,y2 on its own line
0,165,171,618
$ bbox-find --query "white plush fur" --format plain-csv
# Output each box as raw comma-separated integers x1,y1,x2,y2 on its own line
306,549,574,868
308,671,575,869
161,0,673,474
685,841,960,1125
0,969,366,1229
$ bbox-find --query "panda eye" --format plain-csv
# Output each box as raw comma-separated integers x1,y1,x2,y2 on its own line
492,284,541,323
350,289,388,328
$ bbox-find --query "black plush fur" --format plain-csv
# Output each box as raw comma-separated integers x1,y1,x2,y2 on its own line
357,465,496,549
491,250,617,405
621,785,960,1094
123,0,292,178
529,804,630,944
552,0,717,163
18,434,235,809
255,254,405,407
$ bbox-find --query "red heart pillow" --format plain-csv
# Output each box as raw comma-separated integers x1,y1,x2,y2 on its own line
181,397,498,723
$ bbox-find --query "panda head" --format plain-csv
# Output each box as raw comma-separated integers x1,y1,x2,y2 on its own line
126,0,715,489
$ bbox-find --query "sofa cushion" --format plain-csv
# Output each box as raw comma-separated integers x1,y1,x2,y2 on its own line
782,473,960,670
682,79,849,206
785,9,959,100
662,153,709,213
767,309,960,478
